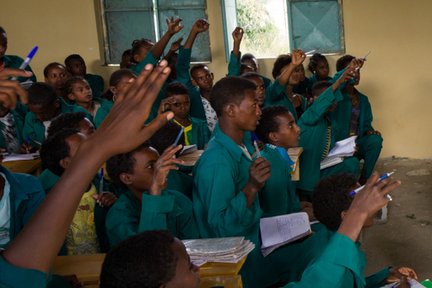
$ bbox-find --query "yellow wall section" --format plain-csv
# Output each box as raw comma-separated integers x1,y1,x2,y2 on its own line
1,0,431,157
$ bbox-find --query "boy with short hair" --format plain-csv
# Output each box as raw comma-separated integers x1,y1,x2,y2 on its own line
105,143,199,246
43,62,67,97
64,54,105,99
163,82,210,149
22,82,91,148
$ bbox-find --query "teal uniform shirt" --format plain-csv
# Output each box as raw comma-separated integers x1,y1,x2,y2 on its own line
260,144,301,217
298,87,360,194
167,169,194,200
2,55,37,83
0,166,45,249
94,99,113,128
264,80,307,120
175,46,207,121
227,51,272,88
0,256,47,288
173,117,211,150
22,99,92,147
84,73,104,100
106,188,198,247
0,110,25,152
308,74,332,90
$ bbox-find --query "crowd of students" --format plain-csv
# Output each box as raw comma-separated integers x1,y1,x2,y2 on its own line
0,18,416,288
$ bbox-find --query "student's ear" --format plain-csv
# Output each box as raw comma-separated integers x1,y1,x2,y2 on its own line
225,103,236,118
59,157,72,170
210,72,214,80
191,77,198,87
133,54,141,63
268,131,279,143
109,86,117,95
119,172,134,186
67,93,76,101
340,210,348,221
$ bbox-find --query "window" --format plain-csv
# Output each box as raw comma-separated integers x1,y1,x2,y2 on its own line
100,0,211,65
222,0,344,59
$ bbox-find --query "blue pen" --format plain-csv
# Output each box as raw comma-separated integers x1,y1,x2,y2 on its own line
349,172,395,199
98,168,104,194
173,127,184,147
251,132,261,157
11,46,38,80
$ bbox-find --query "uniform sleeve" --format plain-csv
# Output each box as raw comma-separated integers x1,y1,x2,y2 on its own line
22,113,43,148
0,255,48,288
227,51,241,76
21,178,45,226
362,97,375,133
138,193,175,232
299,87,342,126
132,52,158,75
365,267,390,288
264,80,286,106
170,191,200,239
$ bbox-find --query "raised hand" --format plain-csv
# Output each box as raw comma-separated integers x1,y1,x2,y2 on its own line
232,27,244,43
291,49,306,66
0,68,32,108
169,37,183,52
192,18,210,34
166,17,183,35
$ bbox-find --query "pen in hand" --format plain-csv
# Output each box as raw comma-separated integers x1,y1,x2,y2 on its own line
349,172,394,200
11,46,38,81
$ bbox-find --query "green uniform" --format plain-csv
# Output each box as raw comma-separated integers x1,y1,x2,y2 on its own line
193,125,314,287
264,80,307,120
2,55,37,83
330,89,383,179
84,73,104,100
167,170,193,200
22,99,92,147
176,46,207,121
298,87,360,194
0,166,45,249
227,51,272,88
173,117,211,150
94,99,113,128
260,144,301,217
0,256,47,288
106,188,198,247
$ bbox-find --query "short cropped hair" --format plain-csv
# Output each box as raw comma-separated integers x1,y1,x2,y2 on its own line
149,122,185,156
210,76,256,117
255,106,290,144
272,54,292,79
47,112,88,138
312,173,358,230
101,69,136,100
336,55,355,72
241,72,263,81
64,54,84,67
100,230,177,288
40,128,80,176
190,64,208,79
106,142,151,187
307,53,328,73
165,82,189,98
311,81,332,97
27,82,58,106
43,62,66,78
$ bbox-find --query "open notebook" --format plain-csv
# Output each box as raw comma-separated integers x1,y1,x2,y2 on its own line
260,212,311,257
320,136,357,170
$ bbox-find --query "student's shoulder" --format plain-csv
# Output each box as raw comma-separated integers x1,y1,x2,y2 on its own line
3,55,24,67
0,255,47,288
4,169,45,196
164,189,193,208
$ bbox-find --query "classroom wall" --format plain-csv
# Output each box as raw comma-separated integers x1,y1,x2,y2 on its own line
1,0,431,158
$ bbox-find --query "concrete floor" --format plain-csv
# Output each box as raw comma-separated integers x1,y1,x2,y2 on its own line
363,158,432,281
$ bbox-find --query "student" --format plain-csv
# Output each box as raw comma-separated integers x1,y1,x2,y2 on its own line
105,143,199,246
63,76,103,117
297,66,361,199
307,53,331,88
0,156,45,249
241,72,266,107
0,65,401,288
175,19,216,130
64,54,105,99
130,38,155,69
227,26,272,88
40,129,116,254
22,82,91,148
293,63,311,100
0,26,37,83
331,55,383,183
300,173,418,287
119,49,132,69
43,62,67,98
265,50,308,119
255,106,312,218
95,68,136,127
100,231,200,288
39,112,95,194
163,82,210,149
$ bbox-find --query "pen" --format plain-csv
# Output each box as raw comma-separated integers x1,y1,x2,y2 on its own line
251,132,261,158
173,127,184,147
355,51,371,71
99,168,104,194
305,49,316,56
11,46,38,80
349,172,395,199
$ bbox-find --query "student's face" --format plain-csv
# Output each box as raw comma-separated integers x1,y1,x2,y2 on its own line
68,58,86,77
45,66,67,90
68,80,92,104
247,76,265,107
0,32,7,56
134,44,153,63
169,94,190,120
78,118,95,136
164,239,200,288
315,60,329,80
110,75,135,100
242,58,258,72
271,113,300,149
127,147,160,191
192,68,213,90
66,133,87,159
28,100,60,122
288,65,303,86
232,89,261,131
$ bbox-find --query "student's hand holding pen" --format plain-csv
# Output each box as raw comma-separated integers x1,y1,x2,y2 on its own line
0,68,32,109
167,16,183,36
387,266,418,283
149,144,184,196
290,49,307,67
93,192,117,208
243,158,271,207
332,66,356,90
19,142,36,154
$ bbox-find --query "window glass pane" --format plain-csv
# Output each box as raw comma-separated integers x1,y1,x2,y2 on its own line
105,0,152,10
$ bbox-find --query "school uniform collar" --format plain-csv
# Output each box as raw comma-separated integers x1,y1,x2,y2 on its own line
212,124,254,162
0,165,40,201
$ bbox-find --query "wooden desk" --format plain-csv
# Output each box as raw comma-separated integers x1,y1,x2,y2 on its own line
2,158,42,175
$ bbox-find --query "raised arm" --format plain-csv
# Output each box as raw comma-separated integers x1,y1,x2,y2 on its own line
278,49,306,86
228,27,244,76
151,17,183,60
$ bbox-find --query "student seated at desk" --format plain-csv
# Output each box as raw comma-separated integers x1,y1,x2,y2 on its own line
64,54,104,99
40,129,116,254
162,82,211,150
22,82,92,148
43,62,68,98
297,173,418,287
0,64,402,288
64,76,104,117
297,63,361,200
105,142,199,247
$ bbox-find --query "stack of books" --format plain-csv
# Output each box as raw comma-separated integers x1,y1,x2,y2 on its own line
320,136,357,170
